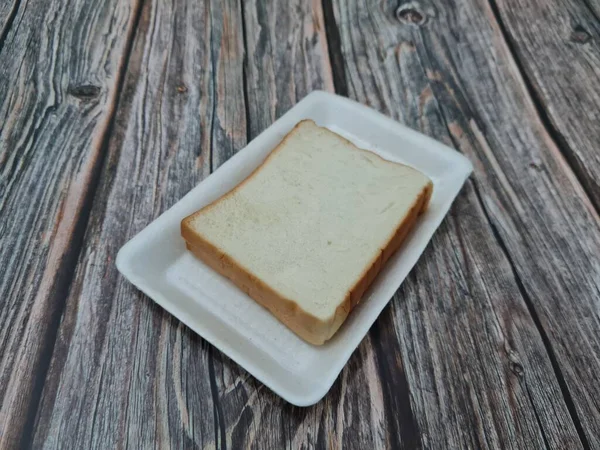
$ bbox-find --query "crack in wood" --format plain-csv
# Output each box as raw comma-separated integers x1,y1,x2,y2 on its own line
68,84,102,100
486,0,600,216
474,5,599,444
239,0,252,144
208,1,217,174
468,178,591,450
370,326,424,449
208,347,227,450
321,0,348,96
428,45,592,443
10,0,147,447
570,25,592,44
524,382,552,450
0,0,21,55
330,0,599,446
579,0,600,24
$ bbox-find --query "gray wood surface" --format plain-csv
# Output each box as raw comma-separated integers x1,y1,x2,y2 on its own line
331,0,600,447
492,0,600,210
31,0,245,448
243,0,334,138
0,1,19,40
332,0,595,448
1,0,599,448
0,0,141,447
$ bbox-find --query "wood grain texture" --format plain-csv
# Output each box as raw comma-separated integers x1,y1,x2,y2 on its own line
0,0,140,447
0,1,19,45
491,0,600,210
30,0,245,448
242,0,334,137
336,0,600,448
32,0,418,448
212,2,422,449
332,0,599,447
3,0,598,448
584,0,600,20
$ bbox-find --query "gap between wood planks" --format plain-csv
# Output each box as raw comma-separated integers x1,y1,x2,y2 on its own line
0,0,21,52
321,0,348,97
478,0,595,447
470,177,592,450
486,0,600,219
319,0,594,447
0,1,20,54
580,0,600,24
239,1,252,147
9,0,146,448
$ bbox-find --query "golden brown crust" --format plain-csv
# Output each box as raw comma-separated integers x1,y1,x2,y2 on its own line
181,120,433,345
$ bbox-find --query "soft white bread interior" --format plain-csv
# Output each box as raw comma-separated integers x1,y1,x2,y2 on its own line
182,120,433,345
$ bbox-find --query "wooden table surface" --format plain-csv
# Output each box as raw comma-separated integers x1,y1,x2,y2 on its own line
1,0,599,448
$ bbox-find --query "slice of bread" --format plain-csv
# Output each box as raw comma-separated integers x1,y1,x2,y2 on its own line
181,120,432,345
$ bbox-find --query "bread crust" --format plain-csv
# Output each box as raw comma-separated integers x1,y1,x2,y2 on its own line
181,120,433,345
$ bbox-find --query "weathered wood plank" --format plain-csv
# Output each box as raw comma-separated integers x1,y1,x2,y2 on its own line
332,0,600,446
213,2,420,449
21,1,600,449
206,0,592,448
32,0,418,448
0,1,19,42
584,0,600,20
243,0,335,138
32,1,390,448
491,0,600,209
31,0,245,448
0,0,141,447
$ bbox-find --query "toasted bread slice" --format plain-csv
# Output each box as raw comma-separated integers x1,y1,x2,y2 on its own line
182,120,432,345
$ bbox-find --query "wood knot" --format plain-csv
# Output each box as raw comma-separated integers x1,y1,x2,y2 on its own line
68,85,101,100
510,362,524,378
396,2,428,26
570,25,591,44
528,161,543,171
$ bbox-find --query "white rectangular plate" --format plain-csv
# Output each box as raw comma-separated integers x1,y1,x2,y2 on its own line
116,91,473,406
